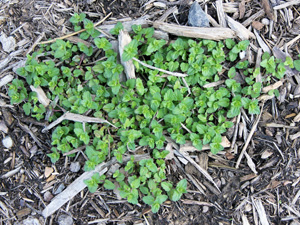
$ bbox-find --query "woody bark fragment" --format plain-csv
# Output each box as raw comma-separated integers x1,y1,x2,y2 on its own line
118,30,136,79
153,21,235,40
262,0,274,21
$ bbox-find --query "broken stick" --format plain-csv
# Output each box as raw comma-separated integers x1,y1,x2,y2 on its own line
153,21,235,40
42,112,116,132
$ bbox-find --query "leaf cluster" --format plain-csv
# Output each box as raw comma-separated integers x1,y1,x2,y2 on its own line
8,15,296,213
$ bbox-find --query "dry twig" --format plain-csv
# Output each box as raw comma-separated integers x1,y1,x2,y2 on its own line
42,112,116,132
132,57,187,77
153,21,235,40
39,12,112,45
236,103,264,168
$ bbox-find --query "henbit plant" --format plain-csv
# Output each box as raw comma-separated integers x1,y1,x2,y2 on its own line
8,13,295,213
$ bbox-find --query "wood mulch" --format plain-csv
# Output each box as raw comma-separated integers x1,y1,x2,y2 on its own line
0,0,300,224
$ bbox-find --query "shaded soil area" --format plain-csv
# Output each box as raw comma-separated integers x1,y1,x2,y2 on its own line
0,0,300,225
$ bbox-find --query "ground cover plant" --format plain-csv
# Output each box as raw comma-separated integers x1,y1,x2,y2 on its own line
8,13,296,213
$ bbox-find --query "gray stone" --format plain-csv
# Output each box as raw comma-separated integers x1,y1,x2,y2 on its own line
69,162,81,173
14,217,41,225
57,214,73,225
188,2,209,28
2,136,13,149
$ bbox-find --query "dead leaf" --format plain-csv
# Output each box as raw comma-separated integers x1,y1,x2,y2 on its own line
262,0,274,21
239,0,246,19
252,21,264,30
266,180,281,189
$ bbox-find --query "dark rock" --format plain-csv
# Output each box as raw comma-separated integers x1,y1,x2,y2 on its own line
188,2,209,28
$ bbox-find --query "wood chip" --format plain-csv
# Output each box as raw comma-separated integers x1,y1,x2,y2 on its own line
216,0,227,27
290,132,300,140
262,80,283,93
0,74,13,87
30,85,50,107
239,0,246,19
153,21,235,40
118,30,136,79
181,199,214,207
294,113,300,122
42,112,116,132
252,21,264,30
44,167,54,178
244,151,258,174
242,9,265,27
252,198,270,225
226,15,255,40
16,208,31,219
178,151,221,193
240,173,258,182
0,120,8,133
273,0,300,10
253,29,271,53
262,0,274,20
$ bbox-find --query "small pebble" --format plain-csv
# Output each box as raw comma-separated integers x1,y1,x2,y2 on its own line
2,136,13,148
70,162,81,173
43,191,54,202
261,18,270,25
202,206,209,213
57,214,73,225
53,183,65,195
239,51,246,59
20,218,41,225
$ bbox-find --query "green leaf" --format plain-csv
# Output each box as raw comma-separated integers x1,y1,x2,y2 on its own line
210,142,224,154
84,19,95,34
47,148,60,164
294,60,300,71
228,67,236,79
227,106,240,118
176,179,187,194
248,100,260,114
225,38,236,49
169,189,182,201
110,22,123,35
136,78,145,95
94,37,112,51
237,40,250,51
130,178,141,189
241,97,251,109
122,39,138,61
161,181,172,192
143,195,155,205
156,194,168,205
151,202,160,213
104,180,115,190
84,179,98,193
23,102,31,115
146,39,166,55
